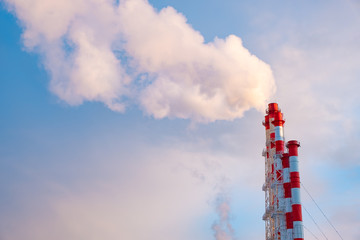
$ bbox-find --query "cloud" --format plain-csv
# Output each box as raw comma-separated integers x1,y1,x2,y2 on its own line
0,137,262,240
4,0,275,122
3,0,360,239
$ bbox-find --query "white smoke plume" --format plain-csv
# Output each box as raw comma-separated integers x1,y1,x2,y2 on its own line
212,193,236,240
4,0,275,122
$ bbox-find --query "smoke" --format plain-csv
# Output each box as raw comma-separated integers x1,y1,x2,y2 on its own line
4,0,275,122
212,192,236,240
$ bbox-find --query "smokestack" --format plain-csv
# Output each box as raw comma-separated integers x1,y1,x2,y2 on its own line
287,140,304,240
263,103,287,240
272,106,286,239
282,153,293,239
262,103,304,240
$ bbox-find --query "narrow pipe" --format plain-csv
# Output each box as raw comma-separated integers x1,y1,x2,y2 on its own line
272,109,286,240
282,153,293,240
287,140,304,240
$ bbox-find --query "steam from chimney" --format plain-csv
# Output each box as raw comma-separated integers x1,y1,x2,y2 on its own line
212,193,236,240
4,0,275,122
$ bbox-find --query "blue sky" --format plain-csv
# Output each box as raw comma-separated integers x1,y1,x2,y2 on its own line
1,0,360,239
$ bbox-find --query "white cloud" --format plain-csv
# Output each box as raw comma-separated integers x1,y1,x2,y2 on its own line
3,0,360,239
4,0,275,122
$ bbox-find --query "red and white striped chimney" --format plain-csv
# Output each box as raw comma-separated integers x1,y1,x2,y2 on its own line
263,103,304,240
272,107,287,240
287,140,304,240
282,153,293,239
